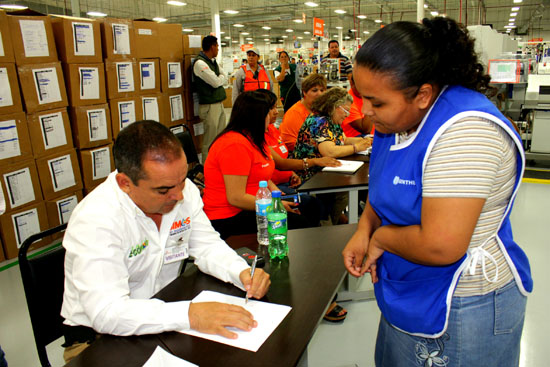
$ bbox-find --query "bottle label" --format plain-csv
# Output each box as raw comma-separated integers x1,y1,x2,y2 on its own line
256,202,271,216
268,217,287,230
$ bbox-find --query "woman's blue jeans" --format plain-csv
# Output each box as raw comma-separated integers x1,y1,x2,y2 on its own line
375,280,527,367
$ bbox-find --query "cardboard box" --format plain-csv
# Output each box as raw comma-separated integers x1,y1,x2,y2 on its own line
137,58,160,94
0,201,50,259
222,86,232,108
186,117,203,153
0,111,33,166
35,148,83,201
0,238,5,262
51,16,102,63
140,93,167,124
78,143,114,188
0,63,23,114
26,107,74,158
183,88,200,122
8,13,58,65
0,10,15,62
108,96,142,138
133,20,159,59
182,34,203,55
0,159,43,213
182,54,195,89
18,61,68,113
159,23,183,59
45,190,83,236
83,184,100,196
104,59,139,99
162,92,185,128
69,104,112,149
63,62,107,106
99,18,135,60
159,59,184,94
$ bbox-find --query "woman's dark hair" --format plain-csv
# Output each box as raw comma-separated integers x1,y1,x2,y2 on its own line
278,50,290,59
211,91,271,158
255,89,278,109
355,17,491,95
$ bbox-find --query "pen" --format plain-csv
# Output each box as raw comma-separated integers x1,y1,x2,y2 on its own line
245,255,258,304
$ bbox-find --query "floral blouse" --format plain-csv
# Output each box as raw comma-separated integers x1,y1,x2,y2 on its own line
290,114,345,180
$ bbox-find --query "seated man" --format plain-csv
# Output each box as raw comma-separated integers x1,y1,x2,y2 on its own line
61,120,270,362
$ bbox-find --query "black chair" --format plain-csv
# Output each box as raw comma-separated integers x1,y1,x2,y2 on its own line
18,223,67,367
173,124,204,190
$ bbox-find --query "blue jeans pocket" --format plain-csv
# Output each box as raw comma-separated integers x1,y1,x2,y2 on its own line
494,281,527,335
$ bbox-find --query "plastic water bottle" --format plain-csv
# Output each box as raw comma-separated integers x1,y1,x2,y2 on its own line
255,181,271,246
267,191,288,259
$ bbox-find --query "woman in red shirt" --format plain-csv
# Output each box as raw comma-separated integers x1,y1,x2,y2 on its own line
203,91,309,239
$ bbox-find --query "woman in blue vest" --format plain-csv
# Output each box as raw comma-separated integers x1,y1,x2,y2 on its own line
342,17,532,367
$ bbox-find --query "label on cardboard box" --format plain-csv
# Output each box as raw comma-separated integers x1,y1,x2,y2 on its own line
138,28,152,36
168,62,182,88
56,194,78,224
117,62,135,92
19,20,50,57
79,67,100,99
142,97,159,122
169,95,184,121
0,68,13,107
72,22,95,56
48,154,76,192
140,61,155,90
193,122,204,136
118,100,136,130
169,125,184,135
12,207,40,248
3,167,35,208
0,31,4,57
86,109,108,141
112,23,131,55
188,35,202,48
0,120,21,159
39,111,67,149
33,67,62,104
193,92,200,117
91,147,111,179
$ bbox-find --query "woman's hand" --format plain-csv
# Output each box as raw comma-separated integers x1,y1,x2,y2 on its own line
354,137,372,152
361,230,385,283
289,173,302,188
342,230,370,278
311,156,341,168
282,200,300,214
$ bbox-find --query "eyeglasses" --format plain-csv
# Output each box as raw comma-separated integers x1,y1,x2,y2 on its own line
339,106,350,117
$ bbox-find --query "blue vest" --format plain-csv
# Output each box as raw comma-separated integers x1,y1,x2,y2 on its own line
369,85,533,337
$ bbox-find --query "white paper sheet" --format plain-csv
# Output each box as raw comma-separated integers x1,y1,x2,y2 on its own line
112,23,130,54
19,20,49,57
0,68,13,107
118,101,136,130
169,95,184,121
86,109,108,141
138,28,152,36
142,346,198,367
79,67,100,99
170,125,184,135
39,111,67,149
48,154,76,192
192,122,204,136
117,62,135,92
322,160,364,173
91,147,111,180
188,35,202,48
72,22,95,56
56,194,78,224
355,147,372,156
12,208,40,248
33,67,62,104
142,97,160,122
180,290,292,352
3,168,35,208
0,119,20,160
140,62,156,90
167,62,182,88
0,31,4,57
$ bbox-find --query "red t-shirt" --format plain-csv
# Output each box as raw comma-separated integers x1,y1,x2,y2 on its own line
265,124,293,185
279,100,310,151
342,88,364,137
203,131,275,220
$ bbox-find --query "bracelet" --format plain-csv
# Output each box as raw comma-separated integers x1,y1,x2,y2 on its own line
353,144,357,153
302,158,309,170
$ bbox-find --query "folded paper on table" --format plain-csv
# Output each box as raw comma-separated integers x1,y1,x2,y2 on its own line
179,290,292,352
322,160,364,173
355,147,372,156
142,346,198,367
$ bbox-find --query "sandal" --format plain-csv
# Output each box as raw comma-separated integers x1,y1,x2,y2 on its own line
323,301,347,322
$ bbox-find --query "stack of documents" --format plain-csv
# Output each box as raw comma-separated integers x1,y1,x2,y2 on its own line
322,160,364,174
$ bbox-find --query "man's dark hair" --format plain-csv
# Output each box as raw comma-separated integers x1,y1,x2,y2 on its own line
202,35,218,52
113,120,183,184
328,40,339,47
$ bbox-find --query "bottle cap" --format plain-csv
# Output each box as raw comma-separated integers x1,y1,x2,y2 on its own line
259,181,267,188
272,190,281,198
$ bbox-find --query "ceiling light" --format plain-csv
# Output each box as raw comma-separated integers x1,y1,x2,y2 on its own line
286,29,294,32
304,31,311,34
430,11,439,16
282,35,288,38
167,0,186,6
0,4,28,10
86,11,107,17
262,26,271,30
264,38,270,41
233,24,244,27
441,13,447,17
363,31,370,34
232,40,238,43
424,4,429,8
246,37,253,40
294,19,303,23
262,34,270,36
504,25,516,28
182,28,194,32
335,9,346,14
344,36,350,39
513,0,523,3
511,7,520,11
305,2,319,7
223,9,239,14
510,12,517,16
241,32,249,35
153,17,167,22
333,35,338,38
509,22,515,26
509,18,516,22
374,19,382,23
350,29,357,32
298,36,303,39
224,36,231,40
250,41,254,44
357,15,367,19
335,26,343,29
220,31,225,34
356,37,361,40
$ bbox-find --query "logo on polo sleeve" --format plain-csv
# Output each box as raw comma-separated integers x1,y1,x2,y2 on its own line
129,239,149,258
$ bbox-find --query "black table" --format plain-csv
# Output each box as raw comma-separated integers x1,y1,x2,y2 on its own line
66,224,356,367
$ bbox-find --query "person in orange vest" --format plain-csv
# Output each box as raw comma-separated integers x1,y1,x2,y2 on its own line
232,48,273,104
